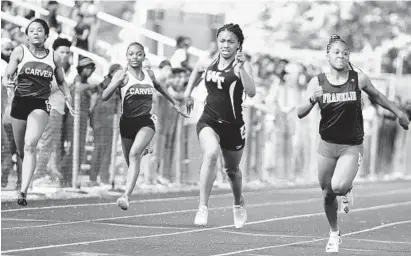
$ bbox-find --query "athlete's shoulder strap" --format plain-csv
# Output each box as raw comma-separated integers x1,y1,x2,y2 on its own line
317,73,325,87
19,44,27,58
349,70,360,90
208,55,219,70
144,68,155,86
349,69,358,79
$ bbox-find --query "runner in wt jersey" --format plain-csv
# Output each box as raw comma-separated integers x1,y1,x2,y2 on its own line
102,42,188,210
2,19,74,206
184,23,256,228
297,34,409,253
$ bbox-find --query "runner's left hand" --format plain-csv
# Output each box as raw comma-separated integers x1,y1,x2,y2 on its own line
65,95,77,116
234,51,246,69
398,111,410,130
174,104,189,118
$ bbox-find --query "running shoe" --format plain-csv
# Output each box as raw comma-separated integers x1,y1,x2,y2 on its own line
233,194,247,229
17,191,27,206
117,194,129,210
194,205,208,226
325,231,341,253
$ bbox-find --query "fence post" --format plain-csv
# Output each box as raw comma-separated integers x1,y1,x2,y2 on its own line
242,106,254,183
174,114,184,185
35,0,42,18
109,100,120,188
157,42,165,57
72,83,81,189
256,112,264,181
369,116,380,179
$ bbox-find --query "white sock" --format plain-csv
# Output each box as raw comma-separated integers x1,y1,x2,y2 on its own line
330,228,340,236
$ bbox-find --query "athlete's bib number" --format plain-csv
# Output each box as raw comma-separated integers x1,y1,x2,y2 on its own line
45,100,52,112
357,152,363,171
240,125,246,140
150,114,158,124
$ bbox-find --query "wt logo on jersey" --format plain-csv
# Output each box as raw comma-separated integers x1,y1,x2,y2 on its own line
206,70,225,89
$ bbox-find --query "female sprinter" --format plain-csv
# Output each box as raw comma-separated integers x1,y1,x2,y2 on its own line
2,18,74,206
102,42,188,210
184,23,256,228
297,34,409,253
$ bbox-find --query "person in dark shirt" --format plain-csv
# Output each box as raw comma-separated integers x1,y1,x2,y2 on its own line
102,42,187,211
184,23,256,229
2,19,73,206
297,34,409,253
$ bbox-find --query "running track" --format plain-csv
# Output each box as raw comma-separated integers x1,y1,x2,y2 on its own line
2,181,411,255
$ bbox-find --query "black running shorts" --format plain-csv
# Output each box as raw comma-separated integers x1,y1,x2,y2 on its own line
10,96,51,120
119,114,156,139
196,113,246,151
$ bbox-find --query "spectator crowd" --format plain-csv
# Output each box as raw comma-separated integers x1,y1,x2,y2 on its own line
2,0,411,192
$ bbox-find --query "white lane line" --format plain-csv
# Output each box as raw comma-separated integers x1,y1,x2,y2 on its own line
1,198,320,231
1,194,206,213
345,238,411,245
91,222,191,230
242,254,272,256
1,223,237,253
0,187,321,213
340,248,378,252
216,230,323,239
3,187,409,213
217,231,411,246
340,219,411,238
2,201,410,254
210,219,411,256
2,189,410,231
1,218,58,222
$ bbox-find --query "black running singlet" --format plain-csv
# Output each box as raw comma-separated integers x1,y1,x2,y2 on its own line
120,69,154,118
317,70,364,145
203,56,245,125
15,45,55,99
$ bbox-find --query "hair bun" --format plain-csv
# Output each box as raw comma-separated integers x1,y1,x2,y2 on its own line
330,34,341,41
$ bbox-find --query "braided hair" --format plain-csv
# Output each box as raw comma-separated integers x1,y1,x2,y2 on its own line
326,34,360,71
326,34,349,53
217,23,244,51
127,42,145,55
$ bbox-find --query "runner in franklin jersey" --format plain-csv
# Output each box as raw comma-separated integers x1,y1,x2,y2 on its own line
102,42,188,211
2,19,74,206
297,35,409,253
184,23,256,228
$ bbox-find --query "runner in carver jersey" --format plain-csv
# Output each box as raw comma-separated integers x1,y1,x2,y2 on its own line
102,42,188,210
2,19,74,206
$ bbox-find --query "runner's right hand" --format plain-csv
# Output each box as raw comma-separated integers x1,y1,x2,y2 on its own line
119,66,129,82
398,111,409,130
311,85,323,104
184,95,194,115
3,75,17,89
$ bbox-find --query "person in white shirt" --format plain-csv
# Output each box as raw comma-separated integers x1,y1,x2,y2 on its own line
170,36,191,69
1,38,20,188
